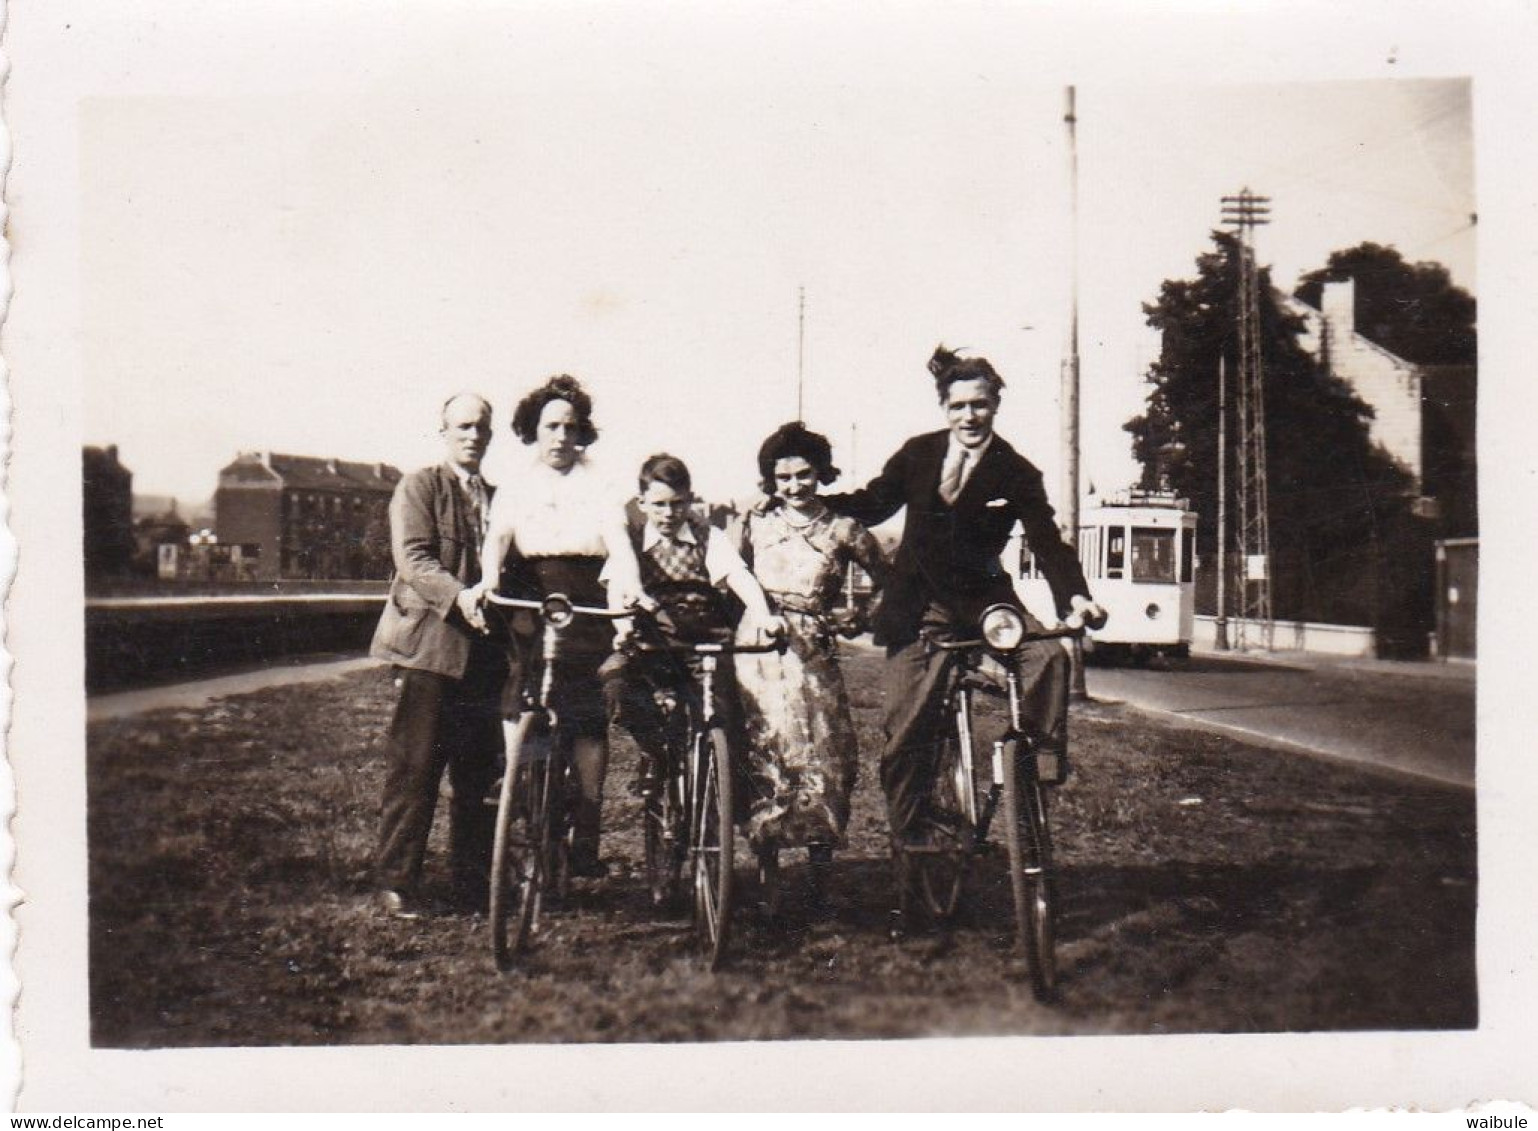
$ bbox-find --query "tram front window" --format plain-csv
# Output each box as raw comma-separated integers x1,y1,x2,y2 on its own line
1131,526,1176,583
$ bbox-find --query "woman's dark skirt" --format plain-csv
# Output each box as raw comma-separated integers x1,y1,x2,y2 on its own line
499,554,610,738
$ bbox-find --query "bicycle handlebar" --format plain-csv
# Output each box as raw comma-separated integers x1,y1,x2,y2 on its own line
628,636,789,657
483,591,636,623
926,624,1087,652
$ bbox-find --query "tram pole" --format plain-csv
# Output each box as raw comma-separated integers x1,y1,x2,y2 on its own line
1214,355,1230,650
1062,85,1087,700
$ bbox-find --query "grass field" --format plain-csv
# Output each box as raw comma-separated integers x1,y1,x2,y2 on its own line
86,648,1476,1046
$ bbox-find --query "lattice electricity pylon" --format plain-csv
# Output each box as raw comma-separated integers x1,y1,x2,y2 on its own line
1221,189,1273,650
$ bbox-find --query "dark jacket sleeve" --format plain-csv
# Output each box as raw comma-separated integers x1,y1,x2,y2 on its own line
823,440,912,529
391,469,465,620
1012,462,1091,617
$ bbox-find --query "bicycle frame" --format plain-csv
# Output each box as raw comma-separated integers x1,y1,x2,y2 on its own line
625,615,785,967
482,590,632,969
928,626,1071,848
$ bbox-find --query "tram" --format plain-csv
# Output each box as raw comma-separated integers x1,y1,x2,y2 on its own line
1012,491,1198,662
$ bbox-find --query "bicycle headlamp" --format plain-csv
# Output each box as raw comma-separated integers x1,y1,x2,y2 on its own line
980,604,1026,651
542,594,576,628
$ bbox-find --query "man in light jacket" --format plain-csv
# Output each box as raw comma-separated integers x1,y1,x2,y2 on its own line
369,393,506,917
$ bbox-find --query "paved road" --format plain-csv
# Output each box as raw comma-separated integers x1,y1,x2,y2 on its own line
1087,653,1475,787
87,656,382,722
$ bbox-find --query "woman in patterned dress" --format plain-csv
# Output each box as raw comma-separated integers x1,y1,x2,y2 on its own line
734,423,888,902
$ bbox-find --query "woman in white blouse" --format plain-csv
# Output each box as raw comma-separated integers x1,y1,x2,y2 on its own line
476,374,635,879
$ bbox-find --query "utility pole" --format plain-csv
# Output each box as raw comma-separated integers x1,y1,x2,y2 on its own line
1220,188,1273,651
1062,85,1087,698
1214,355,1230,650
796,285,806,423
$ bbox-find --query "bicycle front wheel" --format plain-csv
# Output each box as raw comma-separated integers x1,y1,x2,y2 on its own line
490,712,545,971
691,725,735,969
1001,738,1056,1001
911,729,972,923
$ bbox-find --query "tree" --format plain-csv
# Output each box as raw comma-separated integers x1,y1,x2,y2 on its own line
1294,242,1475,366
1125,231,1414,629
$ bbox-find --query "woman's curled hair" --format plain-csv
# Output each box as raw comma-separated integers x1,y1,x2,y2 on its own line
757,421,841,497
511,374,599,447
929,344,1005,401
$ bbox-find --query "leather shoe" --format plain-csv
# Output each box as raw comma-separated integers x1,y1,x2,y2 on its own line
375,889,421,920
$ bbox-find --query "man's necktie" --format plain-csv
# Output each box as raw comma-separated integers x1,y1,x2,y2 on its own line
466,474,489,542
939,449,970,506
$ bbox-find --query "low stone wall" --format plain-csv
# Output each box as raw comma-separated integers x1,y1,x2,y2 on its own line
1194,615,1377,658
85,595,388,692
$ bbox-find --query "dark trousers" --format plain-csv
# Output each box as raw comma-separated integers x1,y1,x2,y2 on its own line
603,651,751,819
881,611,1070,841
373,644,507,894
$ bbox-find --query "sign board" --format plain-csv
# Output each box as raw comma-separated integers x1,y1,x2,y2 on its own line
1245,554,1268,581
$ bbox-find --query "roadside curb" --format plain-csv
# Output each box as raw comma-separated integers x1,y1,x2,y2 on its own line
1190,645,1476,685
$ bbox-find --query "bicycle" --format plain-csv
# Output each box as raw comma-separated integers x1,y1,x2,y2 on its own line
893,602,1089,1001
621,601,785,970
482,590,632,971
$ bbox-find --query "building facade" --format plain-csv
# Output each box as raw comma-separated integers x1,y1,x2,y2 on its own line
83,445,135,584
214,452,401,581
1280,278,1476,536
1280,278,1477,658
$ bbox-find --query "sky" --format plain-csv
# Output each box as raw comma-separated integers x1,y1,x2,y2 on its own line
74,7,1475,516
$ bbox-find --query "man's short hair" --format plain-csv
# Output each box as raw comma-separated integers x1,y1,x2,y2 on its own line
440,392,493,429
929,344,1006,402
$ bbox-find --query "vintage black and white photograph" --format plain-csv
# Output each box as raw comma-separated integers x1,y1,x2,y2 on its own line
7,0,1534,1114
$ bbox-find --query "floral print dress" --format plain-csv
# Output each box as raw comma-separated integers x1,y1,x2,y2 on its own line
733,502,886,851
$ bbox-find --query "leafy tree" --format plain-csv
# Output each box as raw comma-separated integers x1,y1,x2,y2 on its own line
1125,231,1415,630
1294,242,1475,366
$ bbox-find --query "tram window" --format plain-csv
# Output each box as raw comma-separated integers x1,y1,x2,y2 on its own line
1106,529,1126,579
1131,527,1176,583
1181,528,1195,583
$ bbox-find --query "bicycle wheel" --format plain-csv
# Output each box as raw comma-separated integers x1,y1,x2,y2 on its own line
910,728,972,923
544,733,573,906
1001,738,1056,1001
691,725,735,969
643,793,683,911
490,712,545,970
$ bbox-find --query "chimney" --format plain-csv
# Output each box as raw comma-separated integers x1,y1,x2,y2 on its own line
1321,279,1356,343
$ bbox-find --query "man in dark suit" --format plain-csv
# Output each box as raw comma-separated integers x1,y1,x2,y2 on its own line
369,392,508,916
825,346,1104,845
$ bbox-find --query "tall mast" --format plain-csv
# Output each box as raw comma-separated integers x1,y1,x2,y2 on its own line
1062,85,1086,697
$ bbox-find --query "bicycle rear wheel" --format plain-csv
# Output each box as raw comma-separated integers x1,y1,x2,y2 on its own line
691,725,735,969
1001,739,1056,1000
643,767,686,910
910,729,972,923
490,713,545,970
